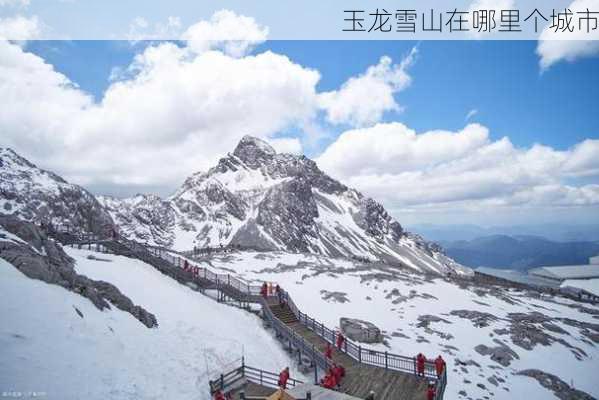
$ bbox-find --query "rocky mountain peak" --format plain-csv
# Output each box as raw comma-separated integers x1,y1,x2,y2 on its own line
233,135,276,168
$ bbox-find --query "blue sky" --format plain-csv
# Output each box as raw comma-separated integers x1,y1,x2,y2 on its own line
27,40,599,156
4,36,597,227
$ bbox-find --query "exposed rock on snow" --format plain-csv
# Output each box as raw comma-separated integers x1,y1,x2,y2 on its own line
340,317,382,343
474,339,519,367
517,369,596,400
0,215,157,328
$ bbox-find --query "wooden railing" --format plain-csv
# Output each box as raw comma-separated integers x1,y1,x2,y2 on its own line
209,361,302,395
280,289,447,399
66,240,447,399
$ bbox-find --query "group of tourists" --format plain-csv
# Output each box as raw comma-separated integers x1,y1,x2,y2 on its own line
415,353,446,378
415,353,446,400
260,282,285,305
320,363,346,389
182,259,202,277
323,331,345,360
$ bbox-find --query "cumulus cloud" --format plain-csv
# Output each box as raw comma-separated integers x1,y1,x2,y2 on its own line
0,0,30,6
537,0,599,70
317,47,417,127
0,14,40,39
182,9,268,57
317,122,599,212
0,17,319,195
127,16,182,42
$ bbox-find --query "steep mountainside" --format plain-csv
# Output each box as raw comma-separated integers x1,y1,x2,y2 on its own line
101,136,463,274
441,235,599,270
0,148,113,237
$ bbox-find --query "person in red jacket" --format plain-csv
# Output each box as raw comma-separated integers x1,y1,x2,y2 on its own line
260,282,268,299
332,364,345,387
416,353,426,377
325,342,333,359
213,390,225,400
336,332,345,350
321,369,337,389
427,384,436,400
434,355,446,377
278,367,290,389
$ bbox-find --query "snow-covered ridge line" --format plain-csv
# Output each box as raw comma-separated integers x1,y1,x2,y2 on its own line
95,136,464,275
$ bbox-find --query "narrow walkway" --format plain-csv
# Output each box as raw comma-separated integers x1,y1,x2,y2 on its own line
268,301,429,400
67,238,442,400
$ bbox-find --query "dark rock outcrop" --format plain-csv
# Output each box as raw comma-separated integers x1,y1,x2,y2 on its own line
0,215,157,328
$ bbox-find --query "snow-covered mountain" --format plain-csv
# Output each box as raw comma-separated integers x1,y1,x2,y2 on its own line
0,148,114,237
99,136,462,274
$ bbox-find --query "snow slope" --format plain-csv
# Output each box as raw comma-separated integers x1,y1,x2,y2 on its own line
0,250,303,400
193,251,599,400
562,279,599,297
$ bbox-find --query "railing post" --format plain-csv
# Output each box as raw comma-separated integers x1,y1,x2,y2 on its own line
260,370,263,385
385,351,388,369
358,345,362,363
220,374,224,390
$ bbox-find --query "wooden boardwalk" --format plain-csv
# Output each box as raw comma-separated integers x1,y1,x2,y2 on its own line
269,302,429,400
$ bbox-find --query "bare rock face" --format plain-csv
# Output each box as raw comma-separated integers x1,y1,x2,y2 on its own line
0,215,157,328
97,136,461,275
517,369,596,400
0,148,114,238
340,317,382,343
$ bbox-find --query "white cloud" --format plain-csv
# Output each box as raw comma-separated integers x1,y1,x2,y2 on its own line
0,0,30,7
0,14,40,40
0,18,319,194
182,9,268,57
269,137,303,155
317,122,599,213
537,0,599,70
465,109,478,121
317,47,417,127
127,16,182,42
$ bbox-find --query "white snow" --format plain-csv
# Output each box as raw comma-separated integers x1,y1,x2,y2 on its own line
561,279,599,297
0,250,304,400
193,250,599,400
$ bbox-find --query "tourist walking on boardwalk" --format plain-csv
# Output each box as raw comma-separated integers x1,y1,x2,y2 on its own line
416,353,426,377
278,367,290,389
260,282,268,299
325,342,333,359
213,389,225,400
427,383,436,400
434,355,446,377
275,284,283,305
336,331,345,350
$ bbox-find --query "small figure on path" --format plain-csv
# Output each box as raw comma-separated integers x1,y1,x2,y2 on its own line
427,383,436,400
336,331,345,350
434,355,446,377
325,342,333,359
213,390,225,400
278,367,290,389
416,353,426,377
275,284,284,305
260,282,268,299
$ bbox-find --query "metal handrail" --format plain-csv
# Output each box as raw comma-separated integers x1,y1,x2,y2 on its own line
209,362,303,395
68,239,447,398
